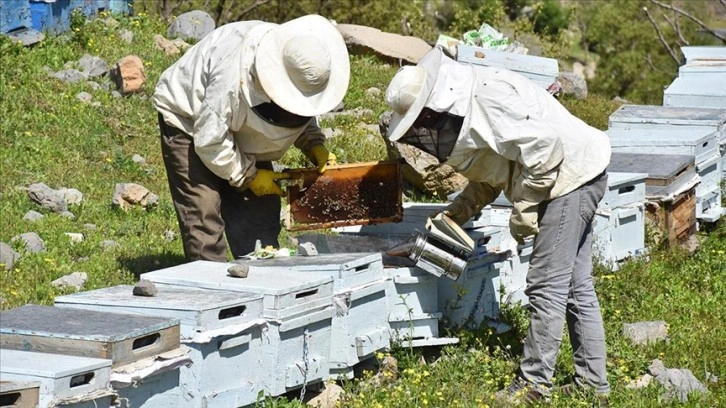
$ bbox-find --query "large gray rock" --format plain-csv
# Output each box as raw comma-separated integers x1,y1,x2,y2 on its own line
623,321,668,345
27,183,67,213
337,24,431,64
168,10,215,42
78,54,109,77
648,359,708,402
0,242,20,271
22,210,44,222
557,72,588,100
58,188,83,205
11,232,46,253
51,272,87,290
50,69,87,84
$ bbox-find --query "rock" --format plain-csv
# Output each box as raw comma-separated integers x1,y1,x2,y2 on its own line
101,240,118,250
118,29,133,43
77,91,93,103
50,69,87,84
78,54,109,77
557,72,587,100
22,210,44,222
626,373,653,390
336,24,431,64
112,183,158,210
321,128,342,139
153,34,181,56
84,223,97,230
170,38,191,51
298,242,318,256
305,383,344,408
86,81,101,91
51,272,87,290
319,107,374,122
623,321,668,345
227,264,249,278
103,17,119,28
168,10,215,42
28,183,67,213
648,359,709,402
381,355,399,380
164,230,176,241
111,90,122,98
365,87,382,97
133,279,158,297
64,233,84,243
58,188,83,205
0,242,21,271
11,232,46,253
357,123,380,135
60,211,75,220
132,154,146,165
110,55,146,94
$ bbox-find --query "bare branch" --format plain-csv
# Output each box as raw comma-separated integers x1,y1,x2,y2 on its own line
663,13,688,46
721,0,726,11
643,7,680,64
235,0,273,21
650,0,726,42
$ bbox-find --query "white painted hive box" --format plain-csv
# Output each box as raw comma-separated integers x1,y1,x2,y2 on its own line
663,76,726,109
55,285,267,408
456,45,559,88
0,349,115,408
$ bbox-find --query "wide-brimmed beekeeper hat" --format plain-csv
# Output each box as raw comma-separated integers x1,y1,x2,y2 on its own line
385,47,446,141
255,15,350,117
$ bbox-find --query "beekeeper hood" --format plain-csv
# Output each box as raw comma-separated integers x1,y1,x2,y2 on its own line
385,47,474,142
245,15,350,118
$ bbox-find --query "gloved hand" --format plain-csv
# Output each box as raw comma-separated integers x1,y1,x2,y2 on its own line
434,182,499,225
247,169,290,197
308,145,337,173
509,201,540,244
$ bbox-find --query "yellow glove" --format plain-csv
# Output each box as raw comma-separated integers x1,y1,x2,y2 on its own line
308,145,337,173
247,169,290,197
509,201,540,244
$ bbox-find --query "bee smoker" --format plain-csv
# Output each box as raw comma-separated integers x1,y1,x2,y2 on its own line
386,231,469,281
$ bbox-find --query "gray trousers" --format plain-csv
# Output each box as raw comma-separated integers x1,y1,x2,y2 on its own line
159,114,281,261
519,172,610,394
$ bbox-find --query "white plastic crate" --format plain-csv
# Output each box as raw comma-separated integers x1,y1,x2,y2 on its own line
457,44,559,89
599,172,648,210
55,285,267,408
0,349,115,408
593,205,646,271
141,260,334,397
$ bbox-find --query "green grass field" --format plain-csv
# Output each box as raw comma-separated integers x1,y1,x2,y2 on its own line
0,12,723,407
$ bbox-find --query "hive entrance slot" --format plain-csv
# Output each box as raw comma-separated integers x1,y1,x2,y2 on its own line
219,305,246,320
0,392,20,406
70,372,95,388
132,333,160,350
619,185,635,194
295,289,318,299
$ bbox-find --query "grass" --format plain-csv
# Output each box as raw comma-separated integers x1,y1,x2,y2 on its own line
1,12,724,408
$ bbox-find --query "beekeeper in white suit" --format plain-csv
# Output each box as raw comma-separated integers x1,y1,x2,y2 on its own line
154,15,349,261
385,47,611,405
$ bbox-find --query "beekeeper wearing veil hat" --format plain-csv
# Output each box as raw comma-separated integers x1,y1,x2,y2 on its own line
154,14,350,262
384,46,612,405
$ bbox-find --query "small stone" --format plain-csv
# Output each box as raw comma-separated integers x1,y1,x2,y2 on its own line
164,230,176,241
365,87,382,97
59,210,76,219
23,210,44,222
133,279,158,297
101,240,118,250
0,242,21,271
227,264,249,278
50,69,87,84
11,232,46,253
65,233,84,243
110,55,146,95
58,188,83,205
298,242,318,256
626,373,653,389
132,154,146,165
51,272,87,290
111,90,122,98
118,29,133,43
305,383,344,408
84,223,97,230
78,54,109,78
623,321,668,345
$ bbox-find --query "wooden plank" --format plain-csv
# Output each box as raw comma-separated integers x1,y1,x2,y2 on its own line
0,381,39,408
645,187,697,248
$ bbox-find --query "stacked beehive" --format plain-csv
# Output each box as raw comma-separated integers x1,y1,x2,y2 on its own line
664,46,726,110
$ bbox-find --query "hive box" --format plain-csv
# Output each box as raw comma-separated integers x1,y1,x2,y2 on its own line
663,76,726,109
0,349,115,408
237,253,390,379
56,285,267,408
0,381,40,408
457,44,559,89
141,261,335,397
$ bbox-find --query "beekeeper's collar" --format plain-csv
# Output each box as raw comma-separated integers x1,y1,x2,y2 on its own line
424,55,473,117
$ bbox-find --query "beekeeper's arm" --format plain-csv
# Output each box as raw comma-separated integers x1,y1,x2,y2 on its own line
444,182,501,225
192,70,257,189
294,119,338,173
486,78,565,243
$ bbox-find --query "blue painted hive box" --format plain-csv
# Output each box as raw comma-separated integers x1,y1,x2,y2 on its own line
55,285,267,408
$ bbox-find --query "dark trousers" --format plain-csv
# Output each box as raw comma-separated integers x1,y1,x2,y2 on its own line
158,114,281,261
